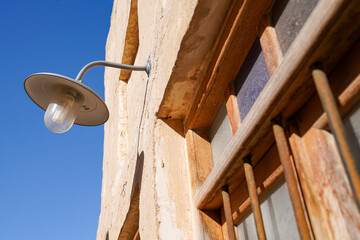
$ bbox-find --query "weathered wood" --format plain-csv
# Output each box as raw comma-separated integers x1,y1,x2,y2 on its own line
198,210,223,240
185,129,223,239
221,186,236,240
198,129,279,210
233,165,284,225
215,141,284,233
258,13,283,76
186,129,213,194
287,123,331,240
229,144,283,224
312,67,360,208
295,40,360,132
181,0,244,126
243,157,266,240
302,127,360,239
222,84,240,239
156,0,234,119
195,0,360,210
279,0,360,120
272,121,313,240
313,72,360,130
185,0,276,131
287,42,360,238
225,83,241,135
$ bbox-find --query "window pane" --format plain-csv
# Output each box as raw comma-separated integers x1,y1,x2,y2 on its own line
209,101,232,165
272,0,319,53
236,180,300,240
235,38,269,121
343,103,360,161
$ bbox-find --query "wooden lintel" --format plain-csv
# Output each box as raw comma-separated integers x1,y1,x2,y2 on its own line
185,0,276,131
156,0,234,119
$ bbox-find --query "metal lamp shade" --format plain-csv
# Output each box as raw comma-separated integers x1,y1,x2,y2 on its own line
24,73,109,126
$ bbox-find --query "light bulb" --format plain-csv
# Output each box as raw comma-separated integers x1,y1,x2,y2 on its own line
44,86,84,133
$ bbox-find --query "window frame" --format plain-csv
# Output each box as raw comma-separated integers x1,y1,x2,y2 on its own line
183,0,360,239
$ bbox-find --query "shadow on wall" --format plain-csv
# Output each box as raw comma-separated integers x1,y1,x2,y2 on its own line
131,151,144,199
159,118,185,138
117,151,144,240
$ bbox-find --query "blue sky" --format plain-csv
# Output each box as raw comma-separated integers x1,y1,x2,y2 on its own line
0,0,113,239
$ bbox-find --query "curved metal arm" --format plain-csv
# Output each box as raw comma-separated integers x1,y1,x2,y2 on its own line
76,59,151,82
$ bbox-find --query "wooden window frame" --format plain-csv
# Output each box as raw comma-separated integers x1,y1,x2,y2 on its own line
184,0,360,239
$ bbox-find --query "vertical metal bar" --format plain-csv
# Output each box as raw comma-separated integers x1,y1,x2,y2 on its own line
243,156,266,240
272,120,312,240
221,185,237,240
312,67,360,208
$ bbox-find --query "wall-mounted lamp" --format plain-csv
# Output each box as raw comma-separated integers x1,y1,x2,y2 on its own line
24,59,151,133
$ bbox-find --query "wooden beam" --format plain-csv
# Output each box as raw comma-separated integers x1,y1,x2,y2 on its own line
301,127,360,239
287,122,330,239
186,129,213,194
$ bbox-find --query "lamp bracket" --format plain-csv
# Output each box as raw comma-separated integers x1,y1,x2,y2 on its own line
76,58,151,82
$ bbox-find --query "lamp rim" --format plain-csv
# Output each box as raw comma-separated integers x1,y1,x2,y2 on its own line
24,72,109,126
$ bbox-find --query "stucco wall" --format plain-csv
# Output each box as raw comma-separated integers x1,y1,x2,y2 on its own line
96,0,199,239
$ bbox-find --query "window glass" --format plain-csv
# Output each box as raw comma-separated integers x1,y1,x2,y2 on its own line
272,0,319,53
235,38,269,121
236,180,300,240
209,101,232,165
343,103,360,162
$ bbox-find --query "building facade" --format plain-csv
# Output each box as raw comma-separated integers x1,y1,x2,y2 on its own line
97,0,360,239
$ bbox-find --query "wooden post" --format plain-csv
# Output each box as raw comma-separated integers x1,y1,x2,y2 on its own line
272,120,312,240
222,185,237,240
225,83,241,135
258,13,283,77
243,156,266,240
